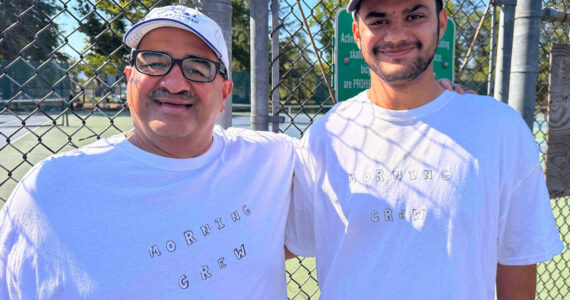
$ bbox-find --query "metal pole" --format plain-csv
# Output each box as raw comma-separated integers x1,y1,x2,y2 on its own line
250,0,269,131
493,0,516,103
487,4,497,96
271,0,280,133
185,0,233,128
508,0,541,129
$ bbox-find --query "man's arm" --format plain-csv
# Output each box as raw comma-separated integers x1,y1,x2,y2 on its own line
285,246,297,260
496,263,537,300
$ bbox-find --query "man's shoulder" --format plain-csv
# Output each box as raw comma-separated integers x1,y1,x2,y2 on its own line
446,93,536,148
452,93,513,111
45,134,124,163
216,126,297,157
219,126,295,144
19,134,125,183
449,93,524,122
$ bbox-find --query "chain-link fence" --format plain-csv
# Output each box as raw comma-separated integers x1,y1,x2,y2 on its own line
535,1,570,299
0,0,568,299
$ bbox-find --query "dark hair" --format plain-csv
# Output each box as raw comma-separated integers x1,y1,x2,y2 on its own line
354,0,444,19
435,0,443,14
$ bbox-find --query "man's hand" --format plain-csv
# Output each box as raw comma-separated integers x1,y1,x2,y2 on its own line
285,246,297,260
435,74,477,94
496,263,537,300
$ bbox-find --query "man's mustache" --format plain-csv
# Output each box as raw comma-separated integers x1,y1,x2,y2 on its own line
373,40,422,55
148,88,199,102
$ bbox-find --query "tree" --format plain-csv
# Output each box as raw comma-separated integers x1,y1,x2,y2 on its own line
0,0,66,61
74,0,176,90
446,0,494,94
277,4,323,105
232,0,250,71
308,0,349,71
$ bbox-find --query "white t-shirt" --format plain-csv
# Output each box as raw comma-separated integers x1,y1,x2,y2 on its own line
0,126,295,299
286,90,564,299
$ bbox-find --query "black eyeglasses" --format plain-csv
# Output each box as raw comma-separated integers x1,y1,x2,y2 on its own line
130,50,228,83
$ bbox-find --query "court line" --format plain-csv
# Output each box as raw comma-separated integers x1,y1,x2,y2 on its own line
0,114,55,148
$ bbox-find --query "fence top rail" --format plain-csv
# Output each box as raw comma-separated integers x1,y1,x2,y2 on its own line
232,103,334,109
0,98,66,103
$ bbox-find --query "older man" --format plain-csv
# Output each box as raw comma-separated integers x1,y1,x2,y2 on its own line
285,0,564,299
0,6,295,298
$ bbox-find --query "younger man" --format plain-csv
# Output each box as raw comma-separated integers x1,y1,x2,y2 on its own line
286,0,564,299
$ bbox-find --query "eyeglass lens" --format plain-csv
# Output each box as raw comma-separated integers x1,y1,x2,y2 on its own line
135,51,219,82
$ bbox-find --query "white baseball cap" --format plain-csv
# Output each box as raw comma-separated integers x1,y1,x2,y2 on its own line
123,5,229,73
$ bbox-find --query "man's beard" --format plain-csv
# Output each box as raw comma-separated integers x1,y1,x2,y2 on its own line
365,27,440,83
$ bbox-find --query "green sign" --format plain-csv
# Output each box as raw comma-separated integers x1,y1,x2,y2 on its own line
433,18,456,81
334,9,456,102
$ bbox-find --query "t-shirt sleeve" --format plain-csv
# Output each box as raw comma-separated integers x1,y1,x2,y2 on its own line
0,206,14,300
0,184,40,300
0,163,70,300
285,135,317,257
497,114,564,265
497,165,564,265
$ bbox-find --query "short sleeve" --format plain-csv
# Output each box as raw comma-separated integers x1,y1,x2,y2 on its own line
496,113,564,265
0,163,72,300
0,182,41,300
497,164,564,265
285,135,317,257
0,205,15,300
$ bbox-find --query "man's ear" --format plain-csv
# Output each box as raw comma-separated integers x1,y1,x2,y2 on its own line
352,21,362,51
125,66,133,81
438,10,448,40
220,79,233,113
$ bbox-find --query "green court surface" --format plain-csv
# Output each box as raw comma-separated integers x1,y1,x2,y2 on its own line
286,257,320,299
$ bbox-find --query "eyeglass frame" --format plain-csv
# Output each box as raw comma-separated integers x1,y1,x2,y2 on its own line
129,50,228,82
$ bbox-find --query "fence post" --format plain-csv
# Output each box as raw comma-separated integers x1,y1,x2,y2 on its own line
494,0,517,103
251,0,269,131
508,0,542,129
271,0,280,133
185,0,233,129
487,4,497,96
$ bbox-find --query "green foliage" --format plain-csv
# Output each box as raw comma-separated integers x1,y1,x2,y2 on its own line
0,0,66,61
232,0,250,71
446,1,493,94
308,0,350,71
74,0,176,85
74,0,252,82
277,4,319,104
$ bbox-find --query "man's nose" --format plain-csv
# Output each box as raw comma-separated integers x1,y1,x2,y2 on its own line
383,21,409,44
158,63,193,94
